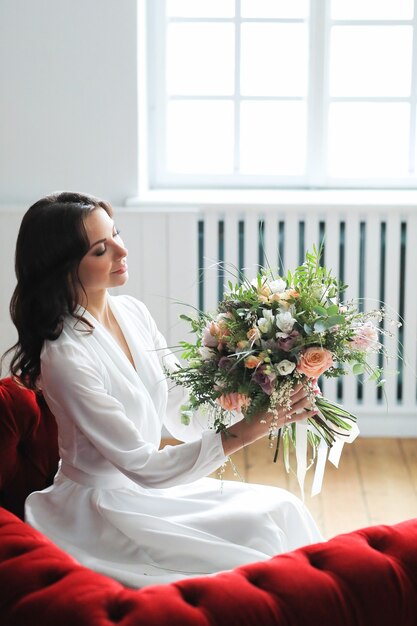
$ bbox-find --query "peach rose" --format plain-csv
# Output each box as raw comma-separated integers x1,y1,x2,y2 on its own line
244,354,263,369
202,322,220,347
268,293,281,303
217,321,231,341
217,392,251,413
278,289,300,307
297,347,334,378
286,289,300,299
247,327,261,343
256,282,270,297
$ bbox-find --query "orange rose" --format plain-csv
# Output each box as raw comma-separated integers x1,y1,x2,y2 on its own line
297,347,334,378
244,354,263,369
217,393,251,413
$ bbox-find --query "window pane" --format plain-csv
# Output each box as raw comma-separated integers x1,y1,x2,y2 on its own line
167,101,234,173
241,24,308,96
328,102,410,177
330,26,412,97
241,0,308,19
331,0,413,20
167,0,234,18
240,101,306,174
167,23,234,95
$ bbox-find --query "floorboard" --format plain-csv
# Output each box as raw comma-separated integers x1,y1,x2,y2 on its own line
162,437,417,539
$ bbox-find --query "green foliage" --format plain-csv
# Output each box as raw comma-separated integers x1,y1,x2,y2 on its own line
245,390,270,421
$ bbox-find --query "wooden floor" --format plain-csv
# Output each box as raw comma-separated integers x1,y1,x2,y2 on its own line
213,437,417,539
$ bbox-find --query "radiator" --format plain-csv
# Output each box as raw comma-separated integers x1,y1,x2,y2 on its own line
123,206,417,435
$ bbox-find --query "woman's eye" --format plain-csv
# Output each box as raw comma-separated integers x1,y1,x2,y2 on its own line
113,228,121,238
95,247,106,257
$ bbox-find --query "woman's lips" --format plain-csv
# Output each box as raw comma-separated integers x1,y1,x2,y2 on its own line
113,265,128,274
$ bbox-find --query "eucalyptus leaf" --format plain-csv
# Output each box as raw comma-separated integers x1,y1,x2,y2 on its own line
313,305,327,317
314,320,328,333
326,304,340,316
327,314,345,327
352,363,365,375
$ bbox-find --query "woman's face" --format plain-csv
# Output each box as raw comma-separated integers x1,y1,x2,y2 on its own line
77,208,128,297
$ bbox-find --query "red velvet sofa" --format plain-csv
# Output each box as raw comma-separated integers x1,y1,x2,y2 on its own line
1,376,417,626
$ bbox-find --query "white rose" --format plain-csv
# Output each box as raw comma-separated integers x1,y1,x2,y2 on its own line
257,318,270,334
276,359,296,376
198,347,216,361
275,311,296,333
269,279,286,293
257,309,274,334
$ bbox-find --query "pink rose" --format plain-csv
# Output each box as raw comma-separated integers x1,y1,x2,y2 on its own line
217,392,251,413
297,347,334,378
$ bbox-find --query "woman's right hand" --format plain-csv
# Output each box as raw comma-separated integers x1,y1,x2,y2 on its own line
220,383,316,457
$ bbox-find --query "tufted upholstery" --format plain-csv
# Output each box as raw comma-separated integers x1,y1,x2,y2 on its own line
1,508,417,626
1,376,417,626
0,378,59,519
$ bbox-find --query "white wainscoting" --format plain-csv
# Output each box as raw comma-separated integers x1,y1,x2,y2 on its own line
1,204,416,436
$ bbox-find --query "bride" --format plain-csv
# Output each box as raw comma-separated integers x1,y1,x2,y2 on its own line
5,191,322,587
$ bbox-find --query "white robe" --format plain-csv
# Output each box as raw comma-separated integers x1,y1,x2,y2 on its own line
25,294,322,587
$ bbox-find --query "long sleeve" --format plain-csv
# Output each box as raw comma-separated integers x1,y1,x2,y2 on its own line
41,339,227,489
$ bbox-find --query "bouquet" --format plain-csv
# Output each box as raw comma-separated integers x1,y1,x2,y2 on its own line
167,248,390,495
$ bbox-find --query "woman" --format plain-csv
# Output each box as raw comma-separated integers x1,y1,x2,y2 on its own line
5,191,322,587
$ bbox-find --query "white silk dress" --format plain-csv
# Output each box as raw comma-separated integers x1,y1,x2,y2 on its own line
25,294,322,587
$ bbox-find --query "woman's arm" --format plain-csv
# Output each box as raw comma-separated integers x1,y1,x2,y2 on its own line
41,341,227,489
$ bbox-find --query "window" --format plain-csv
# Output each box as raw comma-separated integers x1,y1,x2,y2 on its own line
146,0,417,189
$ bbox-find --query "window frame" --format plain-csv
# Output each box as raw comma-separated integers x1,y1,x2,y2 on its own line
144,0,417,191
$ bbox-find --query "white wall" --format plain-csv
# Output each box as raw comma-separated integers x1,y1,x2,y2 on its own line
0,0,139,205
0,0,140,366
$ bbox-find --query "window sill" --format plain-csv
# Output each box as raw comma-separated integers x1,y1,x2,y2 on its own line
124,188,417,212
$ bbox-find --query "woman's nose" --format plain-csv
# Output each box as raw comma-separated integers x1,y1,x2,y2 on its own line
115,241,128,259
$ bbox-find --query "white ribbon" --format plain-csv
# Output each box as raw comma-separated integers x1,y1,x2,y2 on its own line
328,420,360,469
311,437,328,497
328,438,344,468
293,417,360,498
295,421,308,500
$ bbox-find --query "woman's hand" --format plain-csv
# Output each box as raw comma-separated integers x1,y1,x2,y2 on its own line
220,383,316,457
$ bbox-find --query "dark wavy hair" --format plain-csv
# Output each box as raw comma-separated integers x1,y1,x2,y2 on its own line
2,191,113,390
